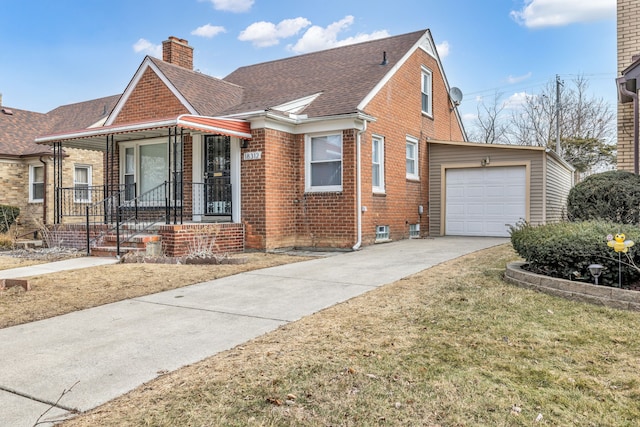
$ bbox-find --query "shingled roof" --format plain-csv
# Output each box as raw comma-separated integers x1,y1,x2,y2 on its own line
0,95,119,157
0,107,52,157
149,57,244,116
221,29,427,117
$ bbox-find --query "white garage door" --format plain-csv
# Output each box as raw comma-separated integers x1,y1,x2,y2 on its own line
445,166,526,237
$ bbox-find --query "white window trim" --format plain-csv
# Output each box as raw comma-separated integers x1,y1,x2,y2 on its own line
421,66,433,117
29,164,44,203
372,135,385,194
406,136,419,181
74,164,92,203
305,132,343,193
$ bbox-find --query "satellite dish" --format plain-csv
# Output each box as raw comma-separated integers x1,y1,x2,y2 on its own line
449,87,463,106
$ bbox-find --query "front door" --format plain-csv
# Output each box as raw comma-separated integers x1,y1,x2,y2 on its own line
204,135,231,216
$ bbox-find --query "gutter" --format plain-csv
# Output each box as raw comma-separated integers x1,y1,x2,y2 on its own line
618,77,639,174
352,119,367,251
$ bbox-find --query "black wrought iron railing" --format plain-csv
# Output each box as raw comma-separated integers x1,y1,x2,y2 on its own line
188,180,232,217
78,180,232,256
57,185,131,219
83,184,134,254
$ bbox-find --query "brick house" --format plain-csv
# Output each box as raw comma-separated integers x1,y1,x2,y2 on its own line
35,30,468,255
0,95,118,234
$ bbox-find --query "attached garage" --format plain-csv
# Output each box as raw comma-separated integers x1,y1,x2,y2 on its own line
428,140,574,238
445,166,526,237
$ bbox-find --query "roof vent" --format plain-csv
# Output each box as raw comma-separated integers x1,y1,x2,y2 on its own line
1,108,13,115
381,51,388,66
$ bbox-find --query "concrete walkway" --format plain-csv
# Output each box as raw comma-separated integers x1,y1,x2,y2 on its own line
0,257,119,279
0,236,507,426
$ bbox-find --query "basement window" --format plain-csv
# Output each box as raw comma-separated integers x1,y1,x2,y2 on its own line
409,223,420,238
376,225,390,242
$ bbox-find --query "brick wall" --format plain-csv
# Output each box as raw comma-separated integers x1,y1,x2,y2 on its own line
358,46,464,243
617,0,640,172
113,68,189,125
241,128,267,249
159,223,244,256
0,160,41,229
0,147,103,233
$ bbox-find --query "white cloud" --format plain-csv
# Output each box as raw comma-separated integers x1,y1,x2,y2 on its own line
208,0,253,13
288,16,389,54
436,41,450,58
239,17,311,47
511,0,615,28
133,38,162,58
191,24,226,38
503,91,532,109
507,72,532,84
462,112,477,122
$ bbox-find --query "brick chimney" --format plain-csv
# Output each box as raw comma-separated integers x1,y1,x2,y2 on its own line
162,36,193,70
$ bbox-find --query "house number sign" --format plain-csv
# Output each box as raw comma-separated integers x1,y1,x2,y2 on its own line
243,151,262,160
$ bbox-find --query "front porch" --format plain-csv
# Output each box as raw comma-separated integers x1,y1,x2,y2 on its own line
35,115,253,257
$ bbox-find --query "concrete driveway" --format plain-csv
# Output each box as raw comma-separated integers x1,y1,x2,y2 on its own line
0,236,507,426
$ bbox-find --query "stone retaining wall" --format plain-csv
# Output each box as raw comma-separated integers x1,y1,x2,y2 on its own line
505,262,640,311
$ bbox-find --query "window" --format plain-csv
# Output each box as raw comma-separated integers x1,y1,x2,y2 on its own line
409,223,420,238
306,133,342,191
376,225,390,241
74,165,92,202
121,141,168,201
421,67,433,116
29,165,44,202
124,147,135,200
372,135,385,193
406,137,419,180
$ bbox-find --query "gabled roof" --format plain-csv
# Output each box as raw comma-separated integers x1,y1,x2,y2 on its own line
222,29,427,118
0,95,119,157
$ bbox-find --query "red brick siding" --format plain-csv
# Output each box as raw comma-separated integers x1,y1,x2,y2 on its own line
113,68,189,125
53,224,111,251
359,47,464,243
159,223,244,256
241,128,267,249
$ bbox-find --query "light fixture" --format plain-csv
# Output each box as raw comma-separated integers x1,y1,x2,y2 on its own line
480,156,490,167
588,264,603,285
241,139,249,149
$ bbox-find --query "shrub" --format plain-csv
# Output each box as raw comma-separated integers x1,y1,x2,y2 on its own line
0,205,20,233
566,170,640,223
510,220,640,287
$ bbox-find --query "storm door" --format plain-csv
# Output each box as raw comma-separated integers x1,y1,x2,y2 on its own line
204,135,231,217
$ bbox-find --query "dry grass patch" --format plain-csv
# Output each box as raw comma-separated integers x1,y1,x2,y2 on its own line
0,253,310,329
62,244,640,426
0,254,45,270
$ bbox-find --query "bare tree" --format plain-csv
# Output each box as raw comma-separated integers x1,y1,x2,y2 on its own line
466,75,616,175
470,91,509,144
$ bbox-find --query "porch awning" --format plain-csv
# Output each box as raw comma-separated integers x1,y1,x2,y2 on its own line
35,114,252,151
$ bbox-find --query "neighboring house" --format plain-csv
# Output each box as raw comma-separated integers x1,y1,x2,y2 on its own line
0,95,118,233
32,30,571,255
617,0,640,173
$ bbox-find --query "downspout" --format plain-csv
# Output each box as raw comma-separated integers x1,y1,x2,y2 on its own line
39,156,48,225
352,120,367,250
618,78,639,174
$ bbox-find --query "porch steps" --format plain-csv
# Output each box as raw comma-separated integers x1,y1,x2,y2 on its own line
90,233,162,257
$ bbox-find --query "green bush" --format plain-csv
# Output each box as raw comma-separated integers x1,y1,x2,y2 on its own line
566,170,640,223
0,205,19,233
510,220,640,287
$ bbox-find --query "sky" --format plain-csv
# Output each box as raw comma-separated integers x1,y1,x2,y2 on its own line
0,0,617,132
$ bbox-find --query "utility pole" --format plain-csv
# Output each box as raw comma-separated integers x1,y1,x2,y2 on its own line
555,74,564,155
